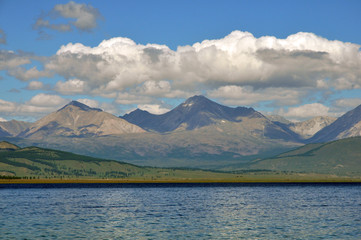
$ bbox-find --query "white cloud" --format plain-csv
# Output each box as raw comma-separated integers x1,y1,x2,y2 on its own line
0,95,69,121
54,1,102,31
277,103,334,121
54,79,88,94
34,18,71,32
27,81,45,90
0,50,30,70
44,30,361,103
3,30,361,121
28,93,67,107
138,104,170,114
208,85,304,106
76,98,120,115
0,99,17,112
8,66,52,81
115,92,153,105
34,1,102,33
0,117,7,122
138,80,171,96
333,98,361,109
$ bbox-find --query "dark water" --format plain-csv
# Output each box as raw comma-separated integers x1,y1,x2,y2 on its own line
1,183,360,239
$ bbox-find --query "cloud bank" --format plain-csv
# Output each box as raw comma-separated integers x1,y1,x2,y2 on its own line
44,31,360,106
2,30,361,121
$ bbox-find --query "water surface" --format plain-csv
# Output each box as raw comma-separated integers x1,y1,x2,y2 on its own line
1,183,360,239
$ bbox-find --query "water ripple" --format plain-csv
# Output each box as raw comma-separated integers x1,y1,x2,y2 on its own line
0,183,360,239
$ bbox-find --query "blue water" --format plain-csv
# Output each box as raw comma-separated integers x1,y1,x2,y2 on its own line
1,183,360,239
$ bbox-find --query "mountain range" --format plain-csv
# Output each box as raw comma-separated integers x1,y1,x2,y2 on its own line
309,104,361,143
122,95,261,132
1,95,361,169
18,101,145,139
0,120,31,137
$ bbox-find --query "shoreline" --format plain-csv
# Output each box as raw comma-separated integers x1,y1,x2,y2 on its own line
1,178,361,184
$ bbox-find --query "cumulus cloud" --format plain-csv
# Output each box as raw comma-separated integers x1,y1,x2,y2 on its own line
45,31,360,100
54,78,88,94
0,95,69,121
137,104,171,114
115,92,153,105
26,81,45,90
0,117,7,122
277,103,336,121
0,99,17,112
208,85,304,106
0,50,31,70
54,1,102,31
333,98,361,108
8,66,52,81
0,50,50,82
0,29,6,44
3,30,361,121
34,1,102,35
34,18,71,32
28,93,68,107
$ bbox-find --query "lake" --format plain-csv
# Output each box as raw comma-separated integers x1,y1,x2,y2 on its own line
1,183,360,239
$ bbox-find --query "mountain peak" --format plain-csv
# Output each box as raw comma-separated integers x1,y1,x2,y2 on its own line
20,100,144,139
182,95,210,106
185,95,208,102
58,101,102,112
123,95,260,132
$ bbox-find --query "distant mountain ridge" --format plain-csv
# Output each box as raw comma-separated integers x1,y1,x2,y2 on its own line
19,101,145,139
309,105,361,143
123,95,266,133
0,96,302,169
0,120,32,137
0,127,11,138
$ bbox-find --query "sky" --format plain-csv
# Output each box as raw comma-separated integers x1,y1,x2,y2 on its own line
0,0,361,122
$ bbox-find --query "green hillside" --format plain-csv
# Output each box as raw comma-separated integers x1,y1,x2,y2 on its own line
0,141,241,181
247,137,361,176
1,139,360,182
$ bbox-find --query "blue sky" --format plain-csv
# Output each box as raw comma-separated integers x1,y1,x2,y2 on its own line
0,0,361,122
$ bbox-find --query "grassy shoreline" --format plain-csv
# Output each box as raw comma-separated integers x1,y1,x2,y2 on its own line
1,176,361,184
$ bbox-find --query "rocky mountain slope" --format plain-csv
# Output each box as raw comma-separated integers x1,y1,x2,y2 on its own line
122,95,261,132
122,95,302,142
309,104,361,143
0,120,32,137
289,116,336,139
18,101,145,139
0,128,11,138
